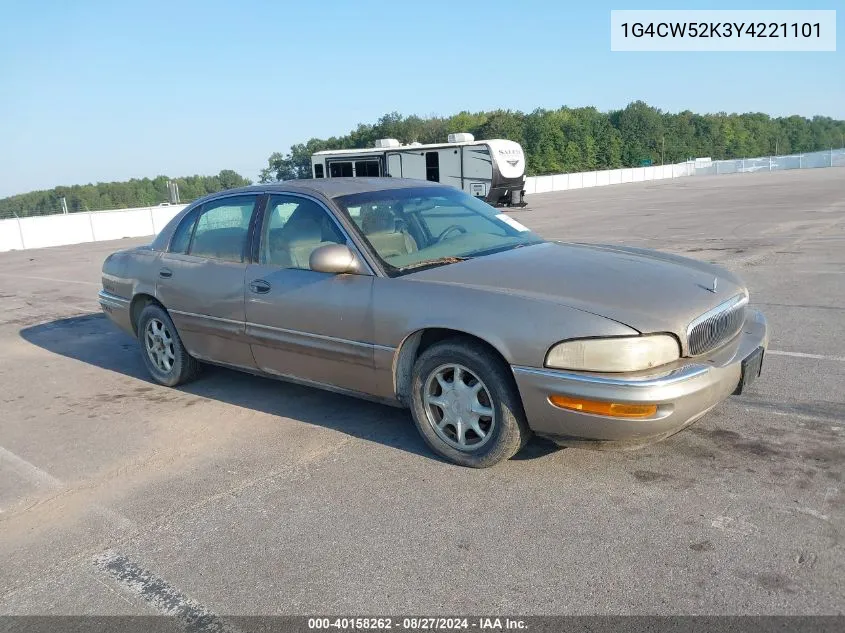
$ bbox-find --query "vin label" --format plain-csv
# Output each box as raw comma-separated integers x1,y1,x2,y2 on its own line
611,10,836,51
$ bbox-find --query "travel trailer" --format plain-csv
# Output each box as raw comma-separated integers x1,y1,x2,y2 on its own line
311,134,527,207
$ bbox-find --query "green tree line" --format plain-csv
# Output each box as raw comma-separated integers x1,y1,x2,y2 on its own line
4,102,844,217
259,101,845,181
0,170,251,218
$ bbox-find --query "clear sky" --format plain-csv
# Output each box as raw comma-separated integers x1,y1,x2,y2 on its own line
0,0,842,198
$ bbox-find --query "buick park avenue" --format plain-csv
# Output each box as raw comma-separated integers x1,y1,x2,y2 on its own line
99,178,768,467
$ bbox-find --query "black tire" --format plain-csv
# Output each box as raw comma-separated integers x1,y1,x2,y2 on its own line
136,303,200,387
409,338,530,468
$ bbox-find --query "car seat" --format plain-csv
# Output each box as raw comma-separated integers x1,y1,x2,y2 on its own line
360,204,417,259
267,204,342,269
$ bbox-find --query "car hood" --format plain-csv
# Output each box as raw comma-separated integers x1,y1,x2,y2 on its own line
404,241,746,341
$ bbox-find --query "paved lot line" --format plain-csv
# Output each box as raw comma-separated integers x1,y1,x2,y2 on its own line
768,349,845,362
0,272,100,286
95,551,242,633
0,445,63,489
0,445,133,529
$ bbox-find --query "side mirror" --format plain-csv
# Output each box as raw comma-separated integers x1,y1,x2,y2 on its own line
309,243,362,274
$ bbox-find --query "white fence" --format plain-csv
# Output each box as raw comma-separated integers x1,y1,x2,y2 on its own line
1,151,842,253
523,162,693,195
0,162,701,253
0,204,186,252
696,147,845,175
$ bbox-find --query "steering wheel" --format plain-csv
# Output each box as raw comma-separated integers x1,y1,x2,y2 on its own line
435,224,468,243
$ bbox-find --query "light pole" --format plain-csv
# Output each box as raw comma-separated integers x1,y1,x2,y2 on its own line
661,135,665,166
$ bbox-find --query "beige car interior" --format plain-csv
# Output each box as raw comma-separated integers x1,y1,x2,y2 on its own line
265,202,346,269
358,204,418,261
189,205,254,262
265,201,420,269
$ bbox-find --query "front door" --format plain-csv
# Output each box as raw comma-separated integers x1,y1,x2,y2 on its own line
244,193,376,395
156,194,260,369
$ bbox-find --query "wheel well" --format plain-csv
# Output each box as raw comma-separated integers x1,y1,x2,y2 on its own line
394,328,514,403
129,293,165,334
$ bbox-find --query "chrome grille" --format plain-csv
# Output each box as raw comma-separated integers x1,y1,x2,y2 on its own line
686,294,748,356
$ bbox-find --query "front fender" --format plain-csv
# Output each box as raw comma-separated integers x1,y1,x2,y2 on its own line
372,277,638,368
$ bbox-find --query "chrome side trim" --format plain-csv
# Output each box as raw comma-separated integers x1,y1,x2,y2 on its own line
256,365,404,408
247,322,373,350
190,357,403,406
169,309,242,326
169,309,244,341
98,290,130,308
169,309,393,352
686,293,748,339
511,364,709,389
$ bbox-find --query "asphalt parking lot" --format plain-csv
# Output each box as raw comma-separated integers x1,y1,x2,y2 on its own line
0,168,843,617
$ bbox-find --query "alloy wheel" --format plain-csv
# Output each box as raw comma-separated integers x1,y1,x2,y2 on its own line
144,318,175,373
423,363,496,452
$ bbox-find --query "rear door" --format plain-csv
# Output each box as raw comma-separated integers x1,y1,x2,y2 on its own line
156,193,261,370
244,193,377,395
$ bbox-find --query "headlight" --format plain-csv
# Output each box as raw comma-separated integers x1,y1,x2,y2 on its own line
545,335,680,372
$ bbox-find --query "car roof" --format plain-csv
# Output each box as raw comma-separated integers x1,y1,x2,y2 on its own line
206,178,444,202
152,178,448,252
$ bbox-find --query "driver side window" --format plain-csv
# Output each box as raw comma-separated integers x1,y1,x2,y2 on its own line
261,196,346,269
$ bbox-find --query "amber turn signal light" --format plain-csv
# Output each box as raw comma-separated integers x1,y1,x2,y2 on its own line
548,395,658,418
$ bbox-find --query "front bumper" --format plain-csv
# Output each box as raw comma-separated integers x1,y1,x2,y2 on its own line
512,308,768,447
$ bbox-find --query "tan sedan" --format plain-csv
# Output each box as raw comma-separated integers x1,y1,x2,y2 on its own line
99,178,768,467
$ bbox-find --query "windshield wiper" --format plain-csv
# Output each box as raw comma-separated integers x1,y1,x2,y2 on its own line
399,256,471,271
465,241,543,258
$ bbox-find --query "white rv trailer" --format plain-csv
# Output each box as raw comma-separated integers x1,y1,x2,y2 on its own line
310,134,527,207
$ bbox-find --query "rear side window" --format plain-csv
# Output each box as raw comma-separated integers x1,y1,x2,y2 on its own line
314,164,324,178
169,210,197,254
188,195,257,262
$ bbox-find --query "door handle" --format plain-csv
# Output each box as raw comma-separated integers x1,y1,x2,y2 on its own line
249,279,271,294
159,268,173,279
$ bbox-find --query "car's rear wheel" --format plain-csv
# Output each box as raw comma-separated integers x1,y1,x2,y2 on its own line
137,304,200,387
409,339,530,468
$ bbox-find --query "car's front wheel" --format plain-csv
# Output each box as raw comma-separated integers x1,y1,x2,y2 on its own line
409,339,530,468
137,304,200,387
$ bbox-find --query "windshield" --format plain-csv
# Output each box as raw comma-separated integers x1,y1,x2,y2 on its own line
334,186,544,275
